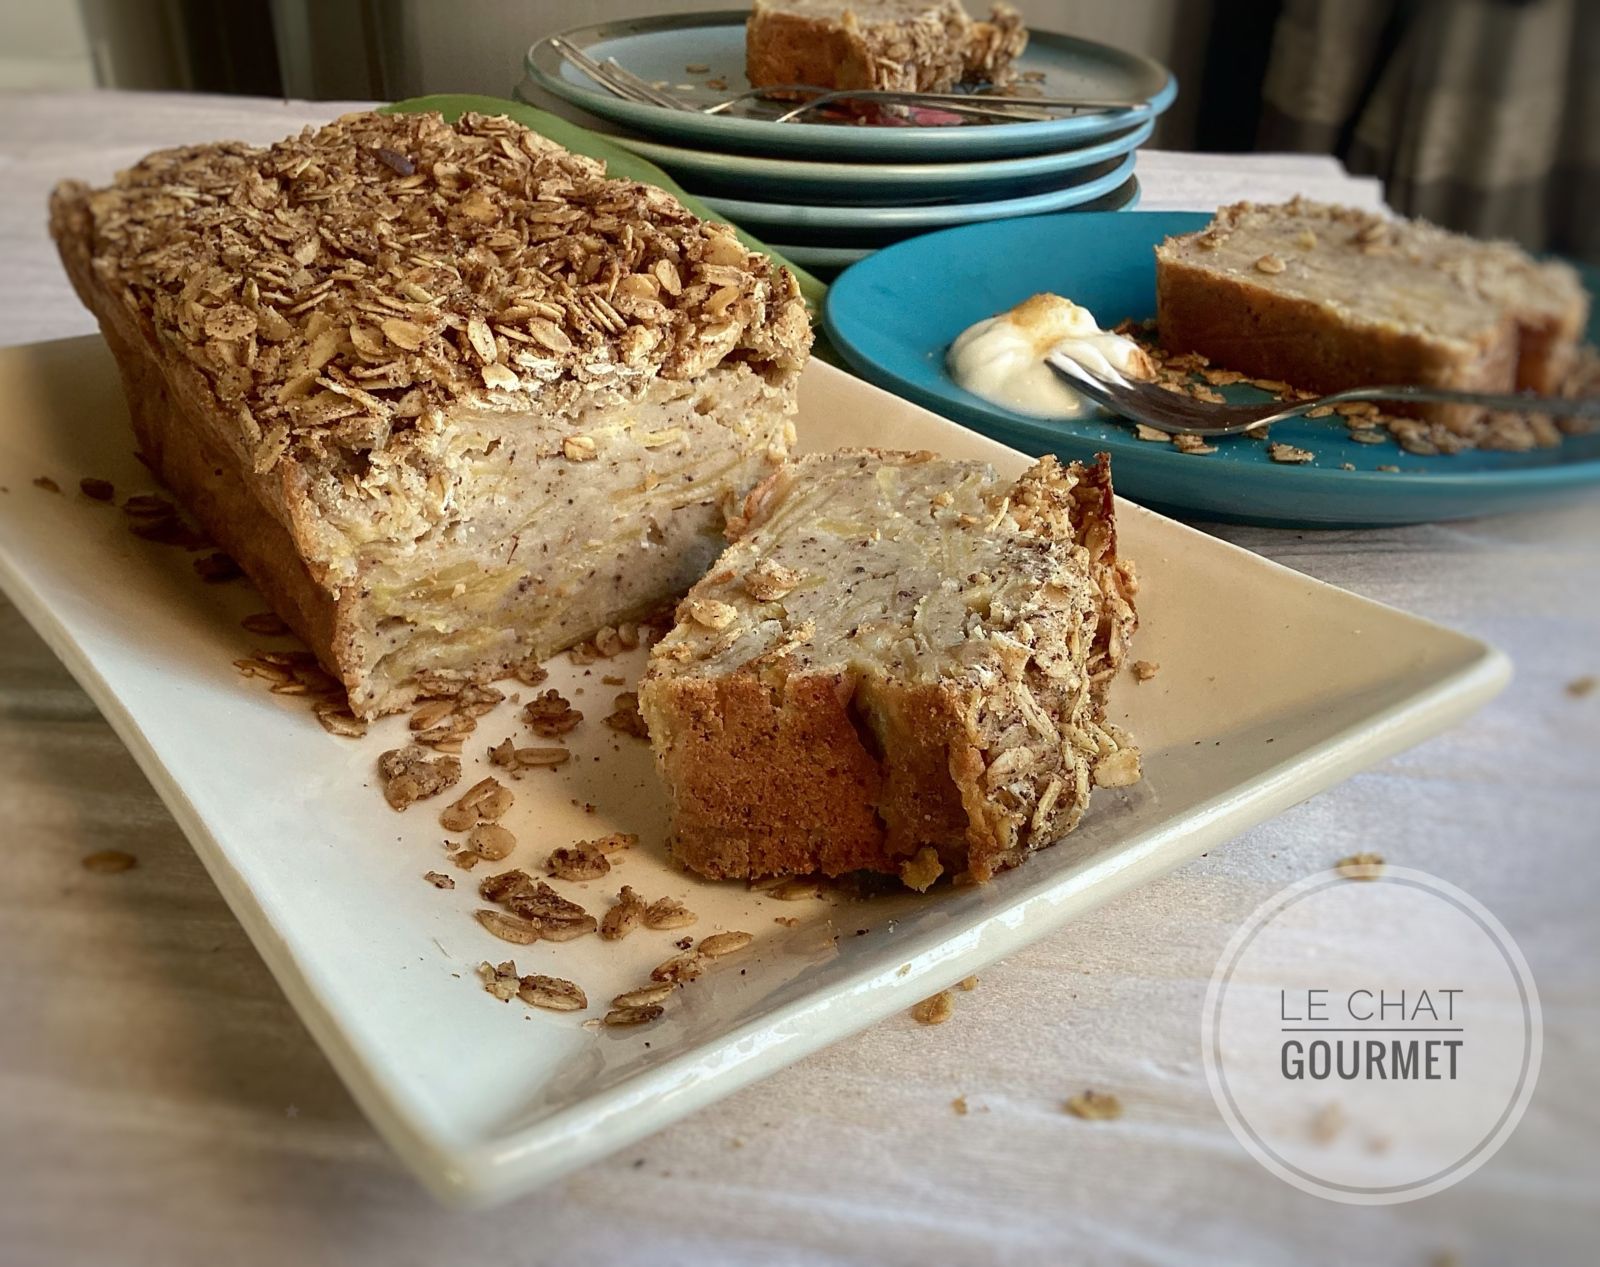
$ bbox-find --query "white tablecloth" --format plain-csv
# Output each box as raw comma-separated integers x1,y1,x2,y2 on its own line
1,92,1594,1267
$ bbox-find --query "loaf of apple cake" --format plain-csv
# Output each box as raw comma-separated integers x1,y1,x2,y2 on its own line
746,1,1028,95
1155,198,1588,433
638,450,1139,888
51,110,811,717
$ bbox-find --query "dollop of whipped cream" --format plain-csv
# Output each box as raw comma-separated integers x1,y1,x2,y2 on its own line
947,293,1154,418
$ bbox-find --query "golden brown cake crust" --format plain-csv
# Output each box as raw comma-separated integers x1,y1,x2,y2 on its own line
1154,198,1588,433
639,450,1138,886
51,111,812,717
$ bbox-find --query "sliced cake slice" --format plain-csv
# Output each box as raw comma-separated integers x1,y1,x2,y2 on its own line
745,1,1028,96
637,449,1139,888
1154,198,1588,434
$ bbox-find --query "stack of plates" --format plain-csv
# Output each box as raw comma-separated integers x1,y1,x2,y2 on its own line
520,11,1175,272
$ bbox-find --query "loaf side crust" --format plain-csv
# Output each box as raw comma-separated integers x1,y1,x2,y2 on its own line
639,450,1137,885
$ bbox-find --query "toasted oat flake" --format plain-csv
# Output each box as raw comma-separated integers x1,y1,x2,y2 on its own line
1566,675,1596,698
1254,253,1287,274
439,776,513,831
642,895,697,929
1172,433,1216,456
600,886,647,939
1268,442,1315,464
697,930,753,958
81,849,137,874
241,610,290,636
898,845,943,893
604,1004,664,1027
1335,852,1385,880
313,698,367,737
79,477,115,501
1065,1090,1123,1121
523,689,582,737
650,953,704,983
1132,660,1160,682
562,434,598,461
467,822,517,861
768,877,823,901
32,476,61,493
547,841,610,881
478,960,521,1001
475,908,542,944
1133,424,1171,444
518,974,587,1012
603,691,649,738
743,559,802,601
1092,747,1142,788
423,870,455,889
958,975,979,992
377,745,461,810
910,991,954,1025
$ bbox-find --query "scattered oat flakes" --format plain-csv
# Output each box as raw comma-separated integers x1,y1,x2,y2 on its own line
685,597,737,629
951,1096,969,1116
523,688,582,737
377,745,461,810
1335,852,1385,880
478,960,520,1001
81,849,136,874
768,878,822,901
193,551,242,582
613,983,674,1009
510,657,549,687
743,559,802,601
467,822,516,861
1133,424,1171,444
601,885,647,939
1065,1090,1123,1121
1254,253,1286,274
439,776,513,832
1305,405,1336,419
562,434,598,461
697,930,753,958
32,476,61,493
911,991,954,1025
604,1004,663,1027
642,896,697,929
1268,442,1315,464
651,952,704,983
1132,659,1160,682
958,975,979,992
773,915,799,927
603,691,649,738
240,611,290,636
1376,464,1400,473
518,974,587,1011
313,698,366,737
475,908,542,944
79,477,115,501
547,841,610,881
450,849,484,871
1171,433,1216,455
1092,747,1142,788
423,870,455,889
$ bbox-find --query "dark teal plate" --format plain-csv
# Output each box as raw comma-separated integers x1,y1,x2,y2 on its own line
823,211,1600,526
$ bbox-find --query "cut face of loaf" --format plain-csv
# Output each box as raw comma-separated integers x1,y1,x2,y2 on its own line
1155,198,1589,433
49,110,812,717
638,450,1139,888
745,1,1028,95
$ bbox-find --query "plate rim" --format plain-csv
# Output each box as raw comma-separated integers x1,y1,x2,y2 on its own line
823,209,1600,515
608,117,1156,193
699,152,1136,229
526,10,1177,159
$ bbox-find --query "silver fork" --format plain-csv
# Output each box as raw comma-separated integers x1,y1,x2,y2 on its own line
1046,354,1600,437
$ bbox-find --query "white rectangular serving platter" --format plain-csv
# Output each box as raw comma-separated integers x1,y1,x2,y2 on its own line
0,336,1508,1206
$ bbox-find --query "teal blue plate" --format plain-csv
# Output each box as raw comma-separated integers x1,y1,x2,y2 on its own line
823,211,1600,526
699,153,1135,235
609,118,1154,206
527,11,1175,160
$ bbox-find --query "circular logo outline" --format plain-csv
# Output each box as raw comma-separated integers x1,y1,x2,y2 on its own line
1201,866,1542,1205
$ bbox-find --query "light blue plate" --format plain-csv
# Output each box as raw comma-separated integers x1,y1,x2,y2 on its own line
824,211,1600,527
773,176,1140,274
700,152,1135,234
609,118,1154,206
527,11,1175,160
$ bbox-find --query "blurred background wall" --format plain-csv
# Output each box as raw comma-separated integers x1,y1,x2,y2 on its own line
3,0,1592,257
